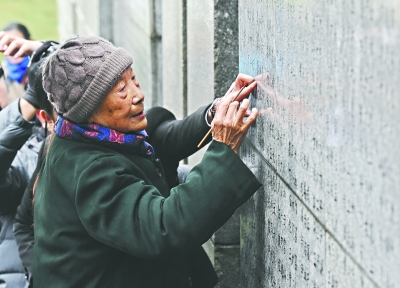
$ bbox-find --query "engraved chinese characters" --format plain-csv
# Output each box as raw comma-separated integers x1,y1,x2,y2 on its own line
239,0,400,287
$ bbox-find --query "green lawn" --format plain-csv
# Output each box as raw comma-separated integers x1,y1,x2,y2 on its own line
0,0,58,61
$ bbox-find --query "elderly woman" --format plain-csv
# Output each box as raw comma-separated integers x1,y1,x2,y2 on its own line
34,36,261,288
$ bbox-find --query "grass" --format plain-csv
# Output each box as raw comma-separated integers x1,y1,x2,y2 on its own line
0,0,58,61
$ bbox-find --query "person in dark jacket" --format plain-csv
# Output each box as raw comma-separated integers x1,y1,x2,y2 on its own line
0,69,40,288
0,39,57,288
34,36,261,288
13,46,57,287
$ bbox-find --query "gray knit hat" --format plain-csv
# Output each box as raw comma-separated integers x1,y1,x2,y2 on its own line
42,36,133,123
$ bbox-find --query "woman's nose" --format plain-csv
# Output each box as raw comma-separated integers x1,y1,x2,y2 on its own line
132,90,145,104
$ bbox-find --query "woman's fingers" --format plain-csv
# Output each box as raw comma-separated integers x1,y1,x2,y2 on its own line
224,101,239,125
234,73,255,90
215,76,257,122
223,73,255,97
226,81,236,94
243,108,258,130
0,33,40,57
0,34,11,51
218,73,256,108
212,103,258,153
3,40,20,56
13,45,28,58
214,96,231,123
211,73,259,153
3,39,41,57
235,81,257,102
0,34,19,51
234,99,250,126
224,81,257,103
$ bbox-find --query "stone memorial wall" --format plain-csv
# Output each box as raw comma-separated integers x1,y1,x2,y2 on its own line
239,1,400,287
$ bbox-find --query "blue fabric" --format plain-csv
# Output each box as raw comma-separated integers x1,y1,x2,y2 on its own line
54,116,155,156
6,56,29,83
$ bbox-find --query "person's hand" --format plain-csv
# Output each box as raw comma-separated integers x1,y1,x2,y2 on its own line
207,73,257,122
0,31,42,58
211,74,258,153
219,73,257,108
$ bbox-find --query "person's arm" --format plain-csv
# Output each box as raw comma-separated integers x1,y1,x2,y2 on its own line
147,74,257,162
73,141,261,259
19,98,36,120
0,99,35,214
0,31,43,58
13,178,35,283
146,105,214,188
0,31,43,118
13,135,49,282
146,105,211,162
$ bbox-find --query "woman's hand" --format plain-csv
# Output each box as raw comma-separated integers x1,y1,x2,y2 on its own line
0,31,42,58
211,74,258,153
220,73,257,104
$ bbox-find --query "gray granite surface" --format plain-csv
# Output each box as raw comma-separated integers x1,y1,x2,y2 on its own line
239,1,400,287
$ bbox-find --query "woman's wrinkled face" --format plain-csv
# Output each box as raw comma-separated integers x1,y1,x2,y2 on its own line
88,68,147,132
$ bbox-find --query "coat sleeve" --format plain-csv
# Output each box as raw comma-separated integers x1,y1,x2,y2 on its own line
75,141,261,259
0,99,35,214
146,105,212,163
13,182,34,283
13,136,48,282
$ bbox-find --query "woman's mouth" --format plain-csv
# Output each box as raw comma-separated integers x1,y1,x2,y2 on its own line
131,110,145,118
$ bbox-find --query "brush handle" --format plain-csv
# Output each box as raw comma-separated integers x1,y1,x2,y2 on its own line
197,128,212,148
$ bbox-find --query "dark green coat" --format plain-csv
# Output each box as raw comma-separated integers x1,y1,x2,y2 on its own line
33,106,261,288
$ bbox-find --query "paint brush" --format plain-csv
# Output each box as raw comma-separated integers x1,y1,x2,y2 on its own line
197,85,247,148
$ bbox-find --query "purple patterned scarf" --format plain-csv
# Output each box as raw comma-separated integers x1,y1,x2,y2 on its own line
54,116,154,156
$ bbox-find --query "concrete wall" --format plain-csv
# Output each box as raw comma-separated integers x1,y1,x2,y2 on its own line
57,0,99,38
239,1,400,287
161,0,186,120
113,0,154,109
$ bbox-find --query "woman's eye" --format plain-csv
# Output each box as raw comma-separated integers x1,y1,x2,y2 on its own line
119,86,126,92
131,76,136,81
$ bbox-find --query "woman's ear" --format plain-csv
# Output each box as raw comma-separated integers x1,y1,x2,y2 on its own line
38,109,54,124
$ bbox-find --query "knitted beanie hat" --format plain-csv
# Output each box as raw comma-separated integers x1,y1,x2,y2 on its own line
42,36,133,123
